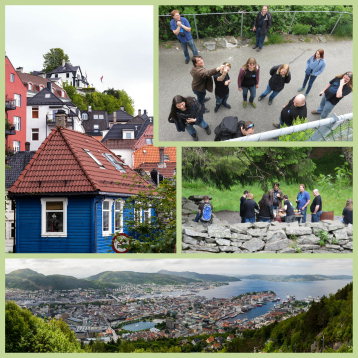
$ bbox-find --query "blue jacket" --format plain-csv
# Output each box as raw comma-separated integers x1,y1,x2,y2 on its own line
305,56,326,77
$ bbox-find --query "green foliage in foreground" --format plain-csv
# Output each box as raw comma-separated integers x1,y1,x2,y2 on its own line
5,301,82,353
182,180,351,215
278,117,315,142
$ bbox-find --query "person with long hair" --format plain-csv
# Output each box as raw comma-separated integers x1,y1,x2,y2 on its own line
258,193,274,222
168,95,211,141
298,49,326,95
342,199,353,225
213,62,232,113
258,64,291,105
238,57,260,108
312,71,353,119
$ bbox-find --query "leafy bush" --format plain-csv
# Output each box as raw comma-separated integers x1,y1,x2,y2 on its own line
292,23,311,35
278,117,315,142
334,22,353,37
267,33,285,44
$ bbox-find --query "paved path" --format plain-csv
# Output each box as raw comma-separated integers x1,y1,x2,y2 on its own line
159,40,352,142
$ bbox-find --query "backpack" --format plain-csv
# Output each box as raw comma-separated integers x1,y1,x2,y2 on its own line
214,117,243,141
200,203,212,222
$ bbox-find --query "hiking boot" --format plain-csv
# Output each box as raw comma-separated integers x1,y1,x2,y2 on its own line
185,59,190,64
223,103,231,109
256,48,262,52
258,96,263,101
272,123,280,129
204,97,210,102
297,87,304,92
205,126,211,135
242,101,248,108
252,45,258,49
268,98,273,105
250,102,257,108
204,108,210,113
192,134,199,141
311,110,320,115
214,105,220,113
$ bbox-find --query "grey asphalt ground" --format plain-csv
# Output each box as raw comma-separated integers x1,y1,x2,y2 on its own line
159,39,352,142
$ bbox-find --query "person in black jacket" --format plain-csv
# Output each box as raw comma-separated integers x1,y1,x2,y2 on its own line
252,6,272,52
258,193,274,222
258,64,291,105
273,94,307,128
342,199,353,225
240,190,249,223
168,95,211,141
242,192,259,223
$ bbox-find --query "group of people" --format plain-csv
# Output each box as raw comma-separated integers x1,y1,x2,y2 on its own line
168,9,352,141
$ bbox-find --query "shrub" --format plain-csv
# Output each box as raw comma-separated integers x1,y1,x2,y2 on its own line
278,117,315,142
334,22,353,37
267,33,285,44
292,23,311,35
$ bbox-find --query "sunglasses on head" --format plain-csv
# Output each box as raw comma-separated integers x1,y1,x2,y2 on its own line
246,123,255,129
345,72,353,78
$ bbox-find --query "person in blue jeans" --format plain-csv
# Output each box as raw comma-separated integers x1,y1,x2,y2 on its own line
310,189,322,223
296,184,311,224
242,192,259,223
297,49,326,95
258,64,291,105
213,62,232,113
252,6,272,52
168,95,211,141
170,9,198,64
238,57,260,108
311,72,353,119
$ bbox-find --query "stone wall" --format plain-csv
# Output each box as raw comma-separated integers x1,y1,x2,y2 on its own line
182,221,353,254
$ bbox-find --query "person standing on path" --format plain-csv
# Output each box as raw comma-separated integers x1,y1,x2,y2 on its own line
170,9,198,64
311,71,353,119
258,64,291,105
296,184,310,224
213,62,232,113
237,57,260,108
191,56,224,113
252,5,272,52
310,189,322,223
298,49,326,95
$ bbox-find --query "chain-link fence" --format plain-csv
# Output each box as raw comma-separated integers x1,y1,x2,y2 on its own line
159,10,352,41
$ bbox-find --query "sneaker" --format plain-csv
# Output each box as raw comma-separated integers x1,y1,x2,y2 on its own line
204,108,210,113
205,126,211,135
250,102,257,108
185,59,190,64
223,103,231,109
272,123,280,129
268,98,273,105
258,96,263,101
192,134,199,141
311,110,320,115
252,45,258,49
214,105,220,113
297,87,304,92
242,101,248,108
204,97,210,103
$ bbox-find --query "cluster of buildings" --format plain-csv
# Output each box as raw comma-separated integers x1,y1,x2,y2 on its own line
5,56,176,253
6,283,310,349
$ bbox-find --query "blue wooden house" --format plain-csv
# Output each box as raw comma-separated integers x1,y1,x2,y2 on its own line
8,127,154,253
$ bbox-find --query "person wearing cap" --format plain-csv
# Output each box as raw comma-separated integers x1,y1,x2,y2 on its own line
311,71,353,119
272,94,307,128
170,9,198,64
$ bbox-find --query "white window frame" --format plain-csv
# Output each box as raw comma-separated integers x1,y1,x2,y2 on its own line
28,82,33,91
134,203,151,224
32,128,39,141
41,198,68,237
143,207,152,223
10,73,15,82
82,113,89,120
114,199,124,232
13,141,20,153
103,153,126,172
123,130,134,139
102,199,113,236
13,116,21,131
83,149,105,168
14,94,21,107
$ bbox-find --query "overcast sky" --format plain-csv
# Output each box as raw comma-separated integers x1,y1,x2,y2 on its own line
5,259,352,278
6,5,153,115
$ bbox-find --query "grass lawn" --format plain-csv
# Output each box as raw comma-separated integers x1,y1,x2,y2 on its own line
183,180,352,216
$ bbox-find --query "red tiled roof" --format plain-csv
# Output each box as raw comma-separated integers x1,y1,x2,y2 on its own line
134,124,154,150
133,145,176,168
136,162,176,178
9,127,153,195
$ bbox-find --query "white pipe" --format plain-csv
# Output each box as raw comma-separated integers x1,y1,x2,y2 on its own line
226,113,353,142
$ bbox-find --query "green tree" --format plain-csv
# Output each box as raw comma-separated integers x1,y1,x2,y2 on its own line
117,178,176,253
42,48,70,73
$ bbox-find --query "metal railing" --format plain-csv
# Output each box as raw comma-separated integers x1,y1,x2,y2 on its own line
226,113,352,142
160,10,352,40
5,99,16,111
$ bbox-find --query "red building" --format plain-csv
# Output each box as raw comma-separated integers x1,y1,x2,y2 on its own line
5,56,27,152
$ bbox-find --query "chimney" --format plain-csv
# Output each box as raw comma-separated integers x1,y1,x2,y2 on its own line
25,142,30,151
46,81,52,91
55,110,67,128
62,59,66,67
159,147,165,163
138,109,141,116
113,111,117,123
88,105,92,112
120,106,125,112
144,109,147,115
16,67,23,73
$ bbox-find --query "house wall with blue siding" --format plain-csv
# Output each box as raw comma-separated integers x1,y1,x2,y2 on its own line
15,195,155,253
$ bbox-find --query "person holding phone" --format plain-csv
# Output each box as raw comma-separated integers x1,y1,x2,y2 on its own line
311,72,353,119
